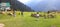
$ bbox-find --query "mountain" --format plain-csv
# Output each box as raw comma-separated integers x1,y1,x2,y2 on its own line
1,0,34,12
26,0,60,12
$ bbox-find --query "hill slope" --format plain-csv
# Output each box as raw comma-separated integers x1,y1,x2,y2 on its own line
1,0,34,11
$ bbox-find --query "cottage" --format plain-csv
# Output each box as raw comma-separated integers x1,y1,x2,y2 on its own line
0,2,11,11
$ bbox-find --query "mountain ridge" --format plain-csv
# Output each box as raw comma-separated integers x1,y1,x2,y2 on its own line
1,0,34,12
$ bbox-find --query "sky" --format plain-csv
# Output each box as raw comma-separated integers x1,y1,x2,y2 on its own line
18,0,60,12
17,0,43,4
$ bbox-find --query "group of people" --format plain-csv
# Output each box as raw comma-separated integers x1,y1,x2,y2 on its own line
31,12,56,18
31,12,40,18
8,11,24,17
0,11,56,18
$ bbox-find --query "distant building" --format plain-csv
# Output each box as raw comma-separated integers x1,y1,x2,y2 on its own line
0,2,10,11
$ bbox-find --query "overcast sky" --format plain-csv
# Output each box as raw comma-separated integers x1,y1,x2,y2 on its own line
18,0,60,11
17,0,44,4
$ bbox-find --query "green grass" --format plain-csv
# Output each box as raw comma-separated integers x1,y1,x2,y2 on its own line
0,12,60,27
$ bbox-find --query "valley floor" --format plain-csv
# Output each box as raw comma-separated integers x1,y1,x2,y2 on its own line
0,12,60,27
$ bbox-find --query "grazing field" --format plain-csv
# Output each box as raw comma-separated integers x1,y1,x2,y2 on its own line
0,11,60,27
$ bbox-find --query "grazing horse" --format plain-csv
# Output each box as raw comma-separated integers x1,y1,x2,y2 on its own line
31,13,40,18
31,14,36,17
8,13,13,16
47,13,55,18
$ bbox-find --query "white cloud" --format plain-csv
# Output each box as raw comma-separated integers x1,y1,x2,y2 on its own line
17,0,31,4
17,0,44,4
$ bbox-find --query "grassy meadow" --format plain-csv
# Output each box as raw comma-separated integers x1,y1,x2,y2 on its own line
0,11,60,27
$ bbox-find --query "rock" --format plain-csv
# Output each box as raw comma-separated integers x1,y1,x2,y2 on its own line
0,23,5,27
51,25,56,27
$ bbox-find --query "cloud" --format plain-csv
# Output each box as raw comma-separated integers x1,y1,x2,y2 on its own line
17,0,31,4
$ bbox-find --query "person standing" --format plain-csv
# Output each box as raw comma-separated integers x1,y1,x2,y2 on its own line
35,12,40,21
36,12,40,18
21,11,24,16
13,10,16,17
